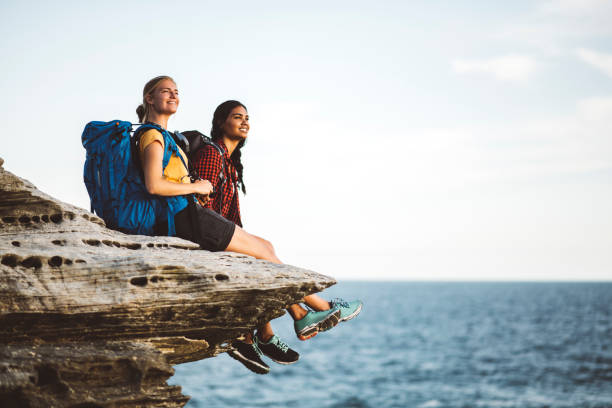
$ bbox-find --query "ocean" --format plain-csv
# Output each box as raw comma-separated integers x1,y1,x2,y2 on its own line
170,282,612,407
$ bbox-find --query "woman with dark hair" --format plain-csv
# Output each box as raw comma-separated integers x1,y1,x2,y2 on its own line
194,100,362,374
135,78,350,375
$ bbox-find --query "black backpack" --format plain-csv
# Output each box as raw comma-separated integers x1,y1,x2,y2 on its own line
172,130,226,212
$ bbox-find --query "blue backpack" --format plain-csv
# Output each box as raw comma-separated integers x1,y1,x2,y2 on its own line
81,120,189,236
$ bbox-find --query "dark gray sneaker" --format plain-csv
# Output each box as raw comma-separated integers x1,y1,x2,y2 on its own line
227,341,270,375
255,334,299,365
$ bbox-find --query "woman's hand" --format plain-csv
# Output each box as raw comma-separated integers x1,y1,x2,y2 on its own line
191,179,214,196
196,195,210,206
143,140,213,198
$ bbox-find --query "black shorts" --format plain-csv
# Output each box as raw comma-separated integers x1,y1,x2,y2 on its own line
155,204,236,252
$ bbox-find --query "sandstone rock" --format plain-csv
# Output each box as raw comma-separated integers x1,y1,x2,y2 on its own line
0,158,336,406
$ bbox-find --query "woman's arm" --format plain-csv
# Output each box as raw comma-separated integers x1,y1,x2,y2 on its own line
142,141,213,196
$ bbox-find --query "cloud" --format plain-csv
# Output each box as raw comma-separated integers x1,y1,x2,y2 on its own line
479,96,612,178
452,55,538,81
494,1,612,56
576,48,612,78
537,0,612,15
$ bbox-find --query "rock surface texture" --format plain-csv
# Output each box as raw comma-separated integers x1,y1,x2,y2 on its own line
0,158,336,407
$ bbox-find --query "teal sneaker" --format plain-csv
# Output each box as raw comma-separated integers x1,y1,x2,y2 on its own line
329,298,362,322
294,307,341,340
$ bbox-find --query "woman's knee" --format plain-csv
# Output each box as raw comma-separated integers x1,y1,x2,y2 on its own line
256,236,276,258
262,238,275,254
251,235,280,263
226,228,277,262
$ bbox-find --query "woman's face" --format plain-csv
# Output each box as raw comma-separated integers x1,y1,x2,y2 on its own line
221,106,249,140
146,79,179,116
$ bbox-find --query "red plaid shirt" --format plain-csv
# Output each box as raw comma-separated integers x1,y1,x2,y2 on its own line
193,141,242,227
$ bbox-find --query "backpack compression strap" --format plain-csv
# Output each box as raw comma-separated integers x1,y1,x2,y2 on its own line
133,123,193,236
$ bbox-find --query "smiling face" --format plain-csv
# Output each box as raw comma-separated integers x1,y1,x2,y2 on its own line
221,106,249,141
145,78,179,116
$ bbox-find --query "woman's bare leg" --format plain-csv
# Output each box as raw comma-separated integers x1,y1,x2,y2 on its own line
225,226,328,320
225,226,282,264
304,294,331,311
256,322,275,342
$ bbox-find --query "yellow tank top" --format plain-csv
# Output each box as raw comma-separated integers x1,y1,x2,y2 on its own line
138,129,190,184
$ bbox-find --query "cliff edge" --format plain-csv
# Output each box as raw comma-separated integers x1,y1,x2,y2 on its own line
0,157,336,407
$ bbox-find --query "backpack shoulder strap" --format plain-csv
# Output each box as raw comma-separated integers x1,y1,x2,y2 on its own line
134,123,189,171
178,130,227,214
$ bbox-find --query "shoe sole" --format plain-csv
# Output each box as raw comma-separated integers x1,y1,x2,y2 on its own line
296,308,341,341
266,356,299,365
227,350,270,374
339,302,362,323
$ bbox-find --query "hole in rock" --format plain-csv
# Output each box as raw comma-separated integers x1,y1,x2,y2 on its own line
215,274,229,281
51,240,65,246
21,257,42,269
50,214,63,224
70,403,104,408
170,244,191,250
204,305,221,318
66,212,75,220
18,215,30,223
113,242,121,247
2,217,16,224
48,256,63,267
82,214,90,220
34,364,69,395
64,259,73,265
160,308,175,321
32,216,40,222
150,276,159,283
123,243,141,250
11,241,20,247
186,275,197,282
130,276,147,287
74,259,86,264
83,239,101,246
41,215,49,222
147,243,154,248
2,255,19,267
115,359,142,383
36,365,60,387
102,240,113,246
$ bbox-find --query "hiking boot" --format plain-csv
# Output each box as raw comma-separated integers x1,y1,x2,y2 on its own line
227,341,270,375
255,334,299,365
329,298,363,322
294,307,341,340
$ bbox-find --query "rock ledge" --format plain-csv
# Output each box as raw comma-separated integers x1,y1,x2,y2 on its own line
0,158,335,407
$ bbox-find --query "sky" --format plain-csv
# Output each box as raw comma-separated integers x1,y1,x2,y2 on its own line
1,0,611,281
